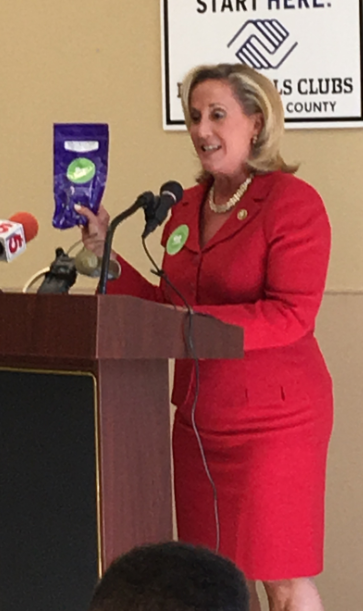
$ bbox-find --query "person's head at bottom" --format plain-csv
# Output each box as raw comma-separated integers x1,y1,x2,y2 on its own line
88,541,249,611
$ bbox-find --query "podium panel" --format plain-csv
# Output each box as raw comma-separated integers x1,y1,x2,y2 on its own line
0,293,243,609
0,369,99,611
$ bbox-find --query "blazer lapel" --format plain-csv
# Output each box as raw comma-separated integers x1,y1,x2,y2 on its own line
176,172,276,254
202,173,274,252
177,183,208,254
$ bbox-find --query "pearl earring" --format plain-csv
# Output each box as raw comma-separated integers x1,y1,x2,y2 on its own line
252,135,258,145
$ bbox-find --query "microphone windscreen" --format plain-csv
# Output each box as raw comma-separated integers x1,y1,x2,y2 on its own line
75,247,121,280
9,212,39,242
160,181,183,203
74,247,99,275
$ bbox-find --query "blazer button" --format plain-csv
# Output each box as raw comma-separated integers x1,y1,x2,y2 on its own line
237,209,248,221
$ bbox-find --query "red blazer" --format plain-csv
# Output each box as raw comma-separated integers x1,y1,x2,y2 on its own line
108,171,332,421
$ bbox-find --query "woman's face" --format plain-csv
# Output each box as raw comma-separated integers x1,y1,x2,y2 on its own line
189,79,261,180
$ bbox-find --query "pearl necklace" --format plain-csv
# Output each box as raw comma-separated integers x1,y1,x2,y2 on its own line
208,176,253,214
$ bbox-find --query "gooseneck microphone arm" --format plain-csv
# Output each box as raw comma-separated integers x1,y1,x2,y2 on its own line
98,181,183,295
98,192,154,295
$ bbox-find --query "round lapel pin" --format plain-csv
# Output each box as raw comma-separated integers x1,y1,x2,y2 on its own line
237,209,248,221
166,224,189,255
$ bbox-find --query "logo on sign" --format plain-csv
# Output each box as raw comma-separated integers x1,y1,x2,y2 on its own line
228,19,297,69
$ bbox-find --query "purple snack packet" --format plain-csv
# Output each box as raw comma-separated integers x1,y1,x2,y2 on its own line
53,123,109,229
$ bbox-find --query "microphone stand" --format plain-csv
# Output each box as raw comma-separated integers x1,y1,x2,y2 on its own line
98,192,154,295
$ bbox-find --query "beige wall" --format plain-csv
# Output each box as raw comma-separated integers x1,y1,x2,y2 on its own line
2,0,363,292
1,1,362,608
315,293,363,611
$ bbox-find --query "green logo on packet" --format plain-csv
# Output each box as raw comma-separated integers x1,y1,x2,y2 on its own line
67,158,96,184
166,224,189,255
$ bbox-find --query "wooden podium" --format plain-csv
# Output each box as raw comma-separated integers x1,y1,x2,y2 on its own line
0,293,243,611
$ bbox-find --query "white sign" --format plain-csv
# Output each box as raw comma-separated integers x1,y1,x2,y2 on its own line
161,0,362,130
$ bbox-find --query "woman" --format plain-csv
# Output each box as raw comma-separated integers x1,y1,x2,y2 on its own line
78,63,333,611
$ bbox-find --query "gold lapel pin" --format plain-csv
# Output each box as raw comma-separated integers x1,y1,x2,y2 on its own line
237,209,248,221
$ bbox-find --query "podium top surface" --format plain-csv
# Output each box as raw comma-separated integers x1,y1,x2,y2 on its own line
0,293,243,363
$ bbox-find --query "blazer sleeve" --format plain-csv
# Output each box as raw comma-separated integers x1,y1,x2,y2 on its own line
193,183,331,351
104,254,164,301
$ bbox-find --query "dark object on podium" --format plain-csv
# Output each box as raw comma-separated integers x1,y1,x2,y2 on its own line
37,247,77,293
0,293,243,611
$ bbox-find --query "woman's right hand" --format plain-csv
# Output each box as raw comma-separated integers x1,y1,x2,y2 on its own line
74,204,111,258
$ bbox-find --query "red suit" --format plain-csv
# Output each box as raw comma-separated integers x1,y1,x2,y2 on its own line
107,171,333,580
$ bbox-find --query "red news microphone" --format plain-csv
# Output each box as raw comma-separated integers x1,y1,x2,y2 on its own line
0,212,39,262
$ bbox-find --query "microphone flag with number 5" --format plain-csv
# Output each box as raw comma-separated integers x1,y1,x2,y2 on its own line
0,212,39,262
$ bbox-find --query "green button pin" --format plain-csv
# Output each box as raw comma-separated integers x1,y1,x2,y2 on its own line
166,224,189,255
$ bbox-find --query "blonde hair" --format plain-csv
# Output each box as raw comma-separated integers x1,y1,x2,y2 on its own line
181,63,298,178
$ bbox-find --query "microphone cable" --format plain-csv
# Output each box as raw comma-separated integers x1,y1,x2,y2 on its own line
141,237,221,554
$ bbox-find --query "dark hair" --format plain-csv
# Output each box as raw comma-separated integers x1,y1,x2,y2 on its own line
89,542,249,611
181,63,298,178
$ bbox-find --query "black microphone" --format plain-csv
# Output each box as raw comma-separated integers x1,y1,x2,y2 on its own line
142,181,183,239
37,248,77,294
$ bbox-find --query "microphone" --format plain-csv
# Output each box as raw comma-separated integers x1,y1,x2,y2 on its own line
98,181,183,294
142,181,183,239
0,212,39,262
37,247,77,294
74,246,121,279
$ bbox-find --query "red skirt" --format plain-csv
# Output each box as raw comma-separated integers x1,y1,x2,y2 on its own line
172,390,333,581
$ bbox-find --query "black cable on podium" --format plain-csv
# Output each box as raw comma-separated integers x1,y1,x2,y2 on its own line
142,238,221,554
